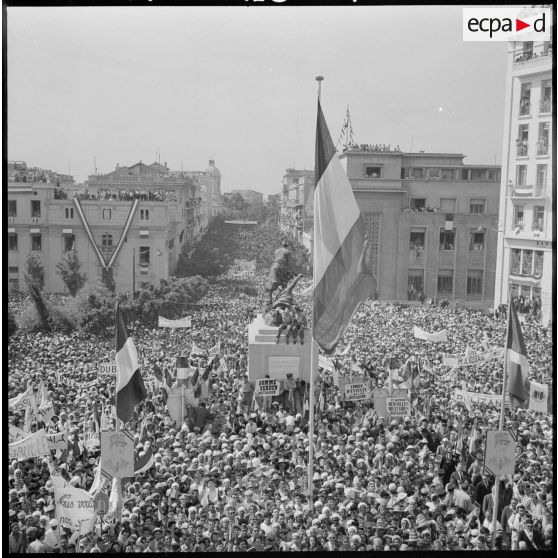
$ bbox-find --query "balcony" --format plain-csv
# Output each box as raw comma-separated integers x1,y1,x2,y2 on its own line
519,100,530,116
539,99,552,114
536,140,549,156
409,248,425,267
516,143,528,157
507,183,546,200
512,45,552,75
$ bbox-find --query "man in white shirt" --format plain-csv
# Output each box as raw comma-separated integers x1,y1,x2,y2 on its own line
43,519,60,551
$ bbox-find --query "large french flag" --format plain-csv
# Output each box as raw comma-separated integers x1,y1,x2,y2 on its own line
313,101,376,353
115,305,147,423
506,301,529,409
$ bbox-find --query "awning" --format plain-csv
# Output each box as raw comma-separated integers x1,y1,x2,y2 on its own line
30,228,40,234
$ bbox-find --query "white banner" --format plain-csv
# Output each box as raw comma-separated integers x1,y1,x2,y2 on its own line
452,388,508,409
158,316,192,328
484,430,516,477
318,355,335,372
386,396,411,419
208,341,221,357
51,475,97,534
442,355,459,367
9,428,51,460
343,382,371,402
9,423,29,442
254,378,280,397
413,326,448,343
9,389,37,413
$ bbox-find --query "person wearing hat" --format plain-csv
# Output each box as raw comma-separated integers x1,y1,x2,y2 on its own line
43,518,60,550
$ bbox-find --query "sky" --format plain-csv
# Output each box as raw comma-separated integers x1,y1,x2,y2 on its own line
8,5,510,194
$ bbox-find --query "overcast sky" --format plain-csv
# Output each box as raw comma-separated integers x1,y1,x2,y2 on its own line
8,6,510,194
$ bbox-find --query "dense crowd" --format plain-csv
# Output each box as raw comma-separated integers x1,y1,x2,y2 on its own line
8,229,554,553
344,143,402,153
8,166,70,185
74,188,178,202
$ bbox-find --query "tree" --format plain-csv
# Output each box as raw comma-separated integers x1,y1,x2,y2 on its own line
23,252,50,332
56,250,87,296
8,312,18,337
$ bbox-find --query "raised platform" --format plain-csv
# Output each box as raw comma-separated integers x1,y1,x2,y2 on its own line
248,314,317,382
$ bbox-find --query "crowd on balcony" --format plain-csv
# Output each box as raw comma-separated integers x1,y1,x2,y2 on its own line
514,43,552,63
404,206,439,214
74,188,178,202
344,144,402,153
8,167,67,185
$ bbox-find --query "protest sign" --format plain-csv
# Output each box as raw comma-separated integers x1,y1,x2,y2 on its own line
528,381,549,413
442,355,459,367
343,382,371,402
51,475,97,534
47,431,69,453
9,428,51,461
254,378,280,397
9,389,37,414
413,326,448,343
158,316,192,328
386,397,411,420
9,423,29,442
100,431,134,478
452,388,509,409
99,362,117,376
484,430,516,477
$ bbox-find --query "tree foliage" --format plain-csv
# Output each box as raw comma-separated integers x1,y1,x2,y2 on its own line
23,253,50,332
56,250,87,296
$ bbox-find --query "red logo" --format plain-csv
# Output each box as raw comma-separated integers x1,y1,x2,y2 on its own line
516,18,530,32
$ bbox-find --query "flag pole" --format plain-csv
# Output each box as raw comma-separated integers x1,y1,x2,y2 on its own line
308,75,324,513
492,299,511,549
115,304,120,434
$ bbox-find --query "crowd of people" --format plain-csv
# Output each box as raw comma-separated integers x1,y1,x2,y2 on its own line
8,165,70,185
8,226,554,553
74,188,178,202
344,143,402,153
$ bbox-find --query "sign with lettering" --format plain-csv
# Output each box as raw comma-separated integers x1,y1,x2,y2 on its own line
51,475,97,534
452,388,509,409
254,378,280,397
99,362,117,376
343,382,371,402
8,428,51,461
386,397,411,419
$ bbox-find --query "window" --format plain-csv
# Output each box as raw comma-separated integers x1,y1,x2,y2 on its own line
408,270,424,301
8,200,17,217
469,231,485,251
471,169,484,181
428,168,440,179
513,205,524,229
516,125,529,156
409,198,426,211
537,122,550,155
8,266,18,274
516,165,527,186
31,200,41,218
411,168,424,179
409,230,425,251
461,169,471,180
8,233,18,251
441,168,455,180
140,209,150,220
519,82,531,115
168,238,175,250
102,208,112,220
510,249,521,274
536,164,547,189
470,199,485,214
440,198,456,213
31,234,42,251
509,282,519,299
533,206,544,232
437,270,453,294
540,80,552,113
534,251,544,278
9,278,19,291
467,270,483,296
139,246,150,267
365,166,381,178
521,250,533,275
439,230,455,250
65,207,74,219
63,234,75,252
487,169,500,181
101,234,113,247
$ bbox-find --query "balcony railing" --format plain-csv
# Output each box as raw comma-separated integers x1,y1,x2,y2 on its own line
513,44,552,69
537,140,549,156
540,99,552,114
508,184,546,198
516,143,528,157
519,100,530,116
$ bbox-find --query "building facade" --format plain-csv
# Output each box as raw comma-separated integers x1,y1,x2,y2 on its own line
280,168,314,251
336,149,501,305
494,40,553,324
7,161,208,294
180,159,224,218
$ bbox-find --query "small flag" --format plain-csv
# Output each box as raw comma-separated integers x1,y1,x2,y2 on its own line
164,369,175,389
528,380,548,413
153,363,163,383
506,302,529,409
115,304,147,423
190,367,199,386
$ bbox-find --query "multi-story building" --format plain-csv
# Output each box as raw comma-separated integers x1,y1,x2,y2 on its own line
230,189,264,207
280,169,314,251
336,149,501,305
494,40,553,324
179,159,223,218
7,161,208,293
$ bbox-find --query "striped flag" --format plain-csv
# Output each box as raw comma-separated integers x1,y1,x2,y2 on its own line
313,100,376,353
506,302,529,409
115,305,147,423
